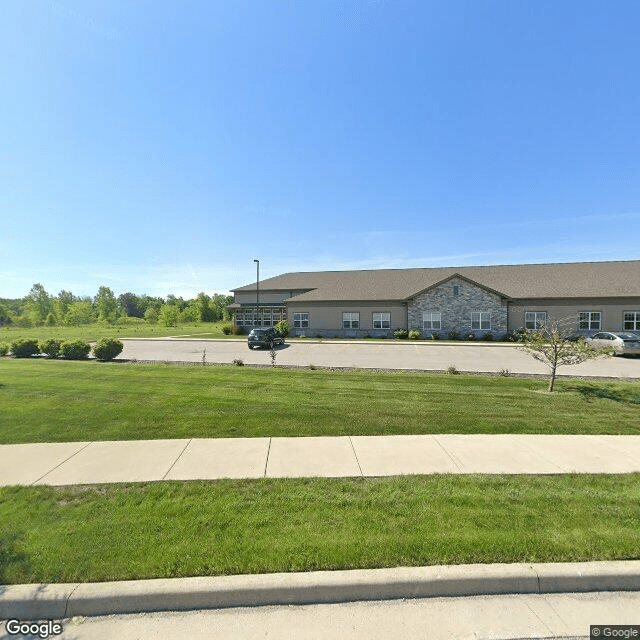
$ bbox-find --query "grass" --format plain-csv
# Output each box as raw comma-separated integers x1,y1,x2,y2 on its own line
1,360,639,443
0,321,238,343
1,474,639,584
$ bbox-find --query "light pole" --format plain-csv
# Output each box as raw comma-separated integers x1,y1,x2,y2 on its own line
253,259,259,327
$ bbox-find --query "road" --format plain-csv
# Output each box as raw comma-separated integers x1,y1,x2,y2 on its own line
119,338,640,378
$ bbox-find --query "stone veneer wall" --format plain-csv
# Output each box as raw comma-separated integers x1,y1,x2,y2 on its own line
407,277,508,337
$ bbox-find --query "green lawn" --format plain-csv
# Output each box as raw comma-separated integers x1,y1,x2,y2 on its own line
1,360,639,443
0,321,237,343
1,474,639,584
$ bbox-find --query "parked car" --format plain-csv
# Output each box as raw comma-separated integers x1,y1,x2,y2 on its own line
247,327,285,350
585,332,640,357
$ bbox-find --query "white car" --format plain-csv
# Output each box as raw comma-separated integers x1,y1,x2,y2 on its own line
586,332,640,357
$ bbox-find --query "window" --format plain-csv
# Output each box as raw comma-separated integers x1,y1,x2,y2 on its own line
422,312,442,330
453,285,459,296
471,312,491,330
579,312,601,330
342,312,359,329
373,312,390,329
525,311,547,330
293,313,309,328
624,312,640,331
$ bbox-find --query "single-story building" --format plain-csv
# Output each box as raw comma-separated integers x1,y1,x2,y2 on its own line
229,260,640,339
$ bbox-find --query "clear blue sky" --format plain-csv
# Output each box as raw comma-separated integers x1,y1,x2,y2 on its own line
2,0,639,299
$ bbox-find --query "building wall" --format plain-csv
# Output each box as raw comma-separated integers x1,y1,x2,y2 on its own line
507,298,640,334
234,290,310,305
407,277,508,337
285,301,407,337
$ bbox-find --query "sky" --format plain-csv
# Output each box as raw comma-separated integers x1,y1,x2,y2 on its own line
1,0,639,300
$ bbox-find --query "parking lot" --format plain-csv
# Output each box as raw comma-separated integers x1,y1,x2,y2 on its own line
119,338,640,378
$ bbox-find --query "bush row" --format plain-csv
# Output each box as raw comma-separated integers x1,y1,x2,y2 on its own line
392,329,525,342
2,338,123,361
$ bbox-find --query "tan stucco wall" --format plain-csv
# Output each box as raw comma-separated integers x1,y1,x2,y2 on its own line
507,298,640,333
285,301,407,336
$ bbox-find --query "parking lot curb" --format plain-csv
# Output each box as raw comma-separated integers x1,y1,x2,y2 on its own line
3,561,640,619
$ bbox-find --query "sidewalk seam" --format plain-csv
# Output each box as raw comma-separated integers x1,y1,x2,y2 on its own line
348,437,364,477
430,435,464,472
31,442,94,486
263,437,272,477
162,440,192,480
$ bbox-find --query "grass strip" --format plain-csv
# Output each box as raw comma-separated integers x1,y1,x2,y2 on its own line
0,321,236,343
1,360,640,443
1,474,639,584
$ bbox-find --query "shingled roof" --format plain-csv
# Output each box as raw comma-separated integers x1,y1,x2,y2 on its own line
233,260,640,302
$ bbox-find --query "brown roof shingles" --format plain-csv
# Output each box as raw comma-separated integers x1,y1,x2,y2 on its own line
233,260,640,302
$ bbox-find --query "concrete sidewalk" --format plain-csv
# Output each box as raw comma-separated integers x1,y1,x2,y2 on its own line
2,434,640,486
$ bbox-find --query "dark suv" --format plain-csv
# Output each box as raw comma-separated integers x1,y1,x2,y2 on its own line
247,327,285,350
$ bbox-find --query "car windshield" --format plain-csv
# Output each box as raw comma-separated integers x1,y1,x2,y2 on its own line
250,330,266,336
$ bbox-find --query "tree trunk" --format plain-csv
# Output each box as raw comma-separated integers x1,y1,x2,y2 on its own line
548,362,557,392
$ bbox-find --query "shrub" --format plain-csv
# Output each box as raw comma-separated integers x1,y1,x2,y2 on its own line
59,339,91,360
394,329,409,339
0,342,9,356
503,327,530,343
45,312,57,326
447,330,460,340
159,304,180,327
39,338,61,358
446,364,460,375
92,337,123,361
221,324,233,335
497,368,511,377
13,316,33,328
481,332,494,342
144,307,158,324
408,329,421,340
232,358,244,366
10,339,40,358
465,333,476,341
274,320,290,337
430,332,441,340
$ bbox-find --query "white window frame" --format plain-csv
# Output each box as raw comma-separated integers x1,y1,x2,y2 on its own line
525,311,547,330
471,311,491,330
624,311,640,331
372,312,390,329
422,312,442,330
579,311,601,330
342,312,360,329
293,312,309,328
262,309,272,327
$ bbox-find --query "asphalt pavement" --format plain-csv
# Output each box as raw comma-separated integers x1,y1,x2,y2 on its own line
118,337,640,378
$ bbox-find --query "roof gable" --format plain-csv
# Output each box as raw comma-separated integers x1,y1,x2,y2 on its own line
404,273,511,301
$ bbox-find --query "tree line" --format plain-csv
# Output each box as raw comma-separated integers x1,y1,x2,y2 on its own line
0,284,233,327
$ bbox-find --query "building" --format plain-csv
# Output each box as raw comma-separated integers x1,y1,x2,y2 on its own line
229,260,640,339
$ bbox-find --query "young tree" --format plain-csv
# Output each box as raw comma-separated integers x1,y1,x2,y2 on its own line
26,283,53,325
519,318,610,392
158,304,180,327
95,286,118,323
55,290,76,319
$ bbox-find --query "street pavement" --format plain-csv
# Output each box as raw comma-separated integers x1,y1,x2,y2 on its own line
4,591,638,639
2,434,640,486
118,337,640,378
